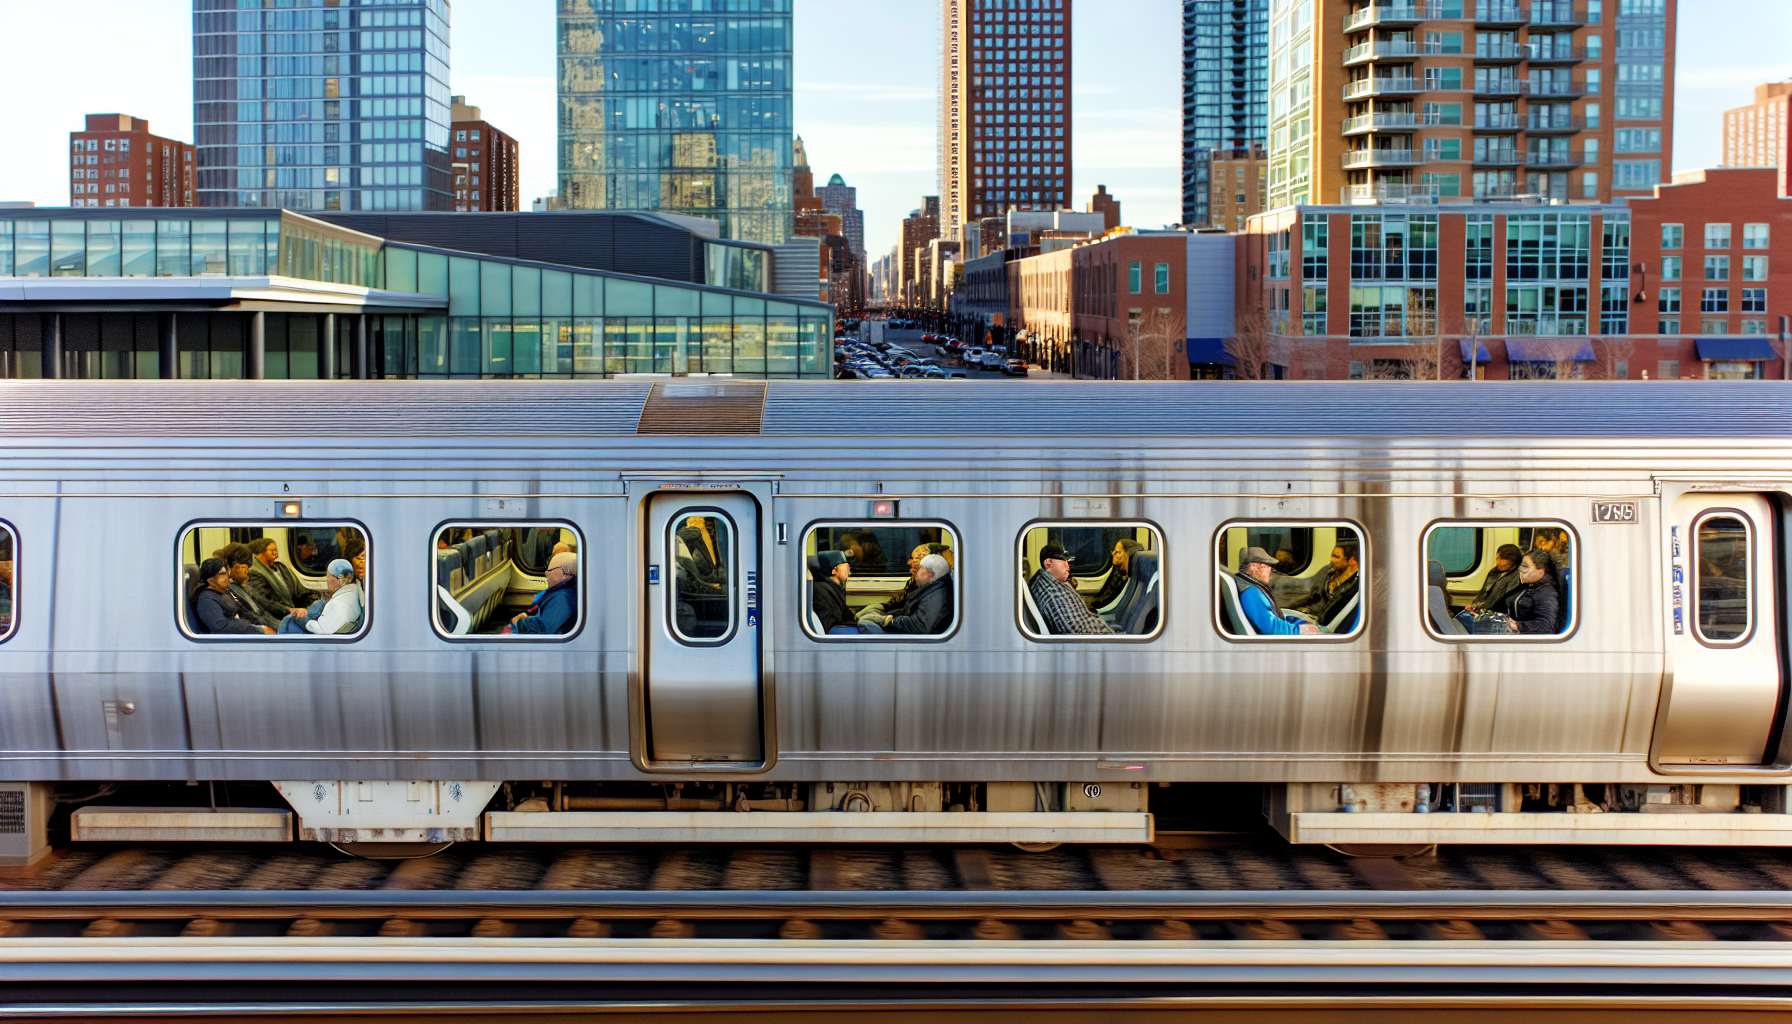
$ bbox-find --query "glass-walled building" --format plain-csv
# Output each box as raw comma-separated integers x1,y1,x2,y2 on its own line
193,0,454,212
1181,0,1268,227
0,209,833,380
557,0,794,244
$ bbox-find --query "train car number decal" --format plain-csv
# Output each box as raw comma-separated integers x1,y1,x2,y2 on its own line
1592,500,1638,523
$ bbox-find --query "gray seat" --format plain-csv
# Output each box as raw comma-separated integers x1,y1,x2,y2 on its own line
1429,559,1467,635
1216,569,1258,636
1323,588,1361,634
1117,552,1160,635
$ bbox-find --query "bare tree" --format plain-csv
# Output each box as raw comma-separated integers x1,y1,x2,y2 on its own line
1510,336,1587,381
1590,335,1636,380
1125,306,1188,380
1225,305,1275,380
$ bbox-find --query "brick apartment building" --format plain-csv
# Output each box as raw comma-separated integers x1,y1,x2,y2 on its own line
68,115,194,209
450,97,519,213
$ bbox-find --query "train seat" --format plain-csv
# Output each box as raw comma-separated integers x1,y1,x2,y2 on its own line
1428,560,1467,635
1117,552,1161,635
1107,558,1151,628
1215,570,1257,636
1324,590,1360,634
182,563,204,635
1097,561,1140,623
1019,567,1047,634
1558,567,1573,629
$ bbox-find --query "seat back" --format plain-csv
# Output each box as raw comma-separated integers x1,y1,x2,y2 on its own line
1325,589,1361,634
1216,570,1258,636
1118,552,1161,635
183,563,205,635
1095,560,1138,617
1557,567,1572,631
1019,568,1047,634
1428,559,1466,635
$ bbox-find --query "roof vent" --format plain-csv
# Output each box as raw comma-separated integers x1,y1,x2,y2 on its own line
635,381,767,435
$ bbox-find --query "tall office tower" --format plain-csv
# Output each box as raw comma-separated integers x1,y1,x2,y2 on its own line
1181,0,1268,228
557,1,794,244
192,0,453,211
1264,0,1674,209
68,115,195,209
900,197,941,305
450,96,519,212
1724,82,1791,194
940,0,1071,244
817,173,865,262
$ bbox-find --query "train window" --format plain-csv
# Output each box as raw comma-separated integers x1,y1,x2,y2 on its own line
0,524,14,642
1216,523,1365,640
803,522,958,639
1694,513,1751,645
1018,523,1163,639
671,512,735,644
433,523,582,639
178,523,368,640
1422,522,1575,640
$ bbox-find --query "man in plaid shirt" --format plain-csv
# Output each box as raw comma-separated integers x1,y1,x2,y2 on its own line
1029,544,1115,635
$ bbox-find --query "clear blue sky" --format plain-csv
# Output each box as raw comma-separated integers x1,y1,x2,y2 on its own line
0,0,1784,258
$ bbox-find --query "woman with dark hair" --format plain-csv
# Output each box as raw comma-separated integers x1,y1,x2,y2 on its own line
194,557,275,635
1089,538,1144,610
1493,550,1562,635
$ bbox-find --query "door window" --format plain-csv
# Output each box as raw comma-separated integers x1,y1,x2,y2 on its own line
671,512,734,643
1695,513,1751,644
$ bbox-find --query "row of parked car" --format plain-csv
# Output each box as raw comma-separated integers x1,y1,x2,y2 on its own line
835,338,970,381
938,336,1028,377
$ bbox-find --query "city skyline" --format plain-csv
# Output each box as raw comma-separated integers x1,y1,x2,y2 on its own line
0,0,1786,256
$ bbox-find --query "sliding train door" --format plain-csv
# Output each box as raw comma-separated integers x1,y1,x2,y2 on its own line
640,492,765,768
1654,492,1784,766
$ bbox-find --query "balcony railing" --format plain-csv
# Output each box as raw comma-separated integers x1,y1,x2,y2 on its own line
1473,149,1525,166
1474,43,1531,61
1473,78,1528,96
1343,40,1444,64
1529,1,1586,26
1525,151,1584,168
1342,148,1420,168
1474,1,1526,23
1342,111,1444,133
1474,113,1524,130
1527,45,1588,63
1341,3,1437,32
1525,114,1586,132
1473,181,1572,201
1528,79,1587,97
1341,183,1442,205
1343,77,1422,100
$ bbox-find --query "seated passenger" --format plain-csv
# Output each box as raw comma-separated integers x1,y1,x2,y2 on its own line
1234,547,1321,636
221,543,283,631
857,542,933,624
348,540,366,591
1479,551,1561,635
1458,544,1524,628
811,551,856,634
194,557,276,636
1030,544,1114,635
279,559,363,635
0,550,11,606
1089,539,1143,611
678,517,724,583
858,554,953,634
244,537,323,619
1531,527,1572,573
1288,541,1360,624
504,552,578,635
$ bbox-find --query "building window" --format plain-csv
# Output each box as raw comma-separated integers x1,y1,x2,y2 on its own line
1742,319,1770,335
1216,523,1365,640
1702,319,1730,335
1017,524,1164,640
1154,262,1170,294
1658,318,1681,335
1659,287,1681,313
1613,160,1660,189
1743,256,1768,282
1465,214,1495,281
1302,287,1327,335
1743,223,1770,250
1701,288,1729,313
1661,223,1682,249
1705,255,1730,281
1658,359,1680,379
0,523,13,641
1661,256,1681,281
802,524,959,640
1301,214,1328,279
1581,172,1598,198
1128,261,1141,293
1705,223,1732,249
1742,288,1768,313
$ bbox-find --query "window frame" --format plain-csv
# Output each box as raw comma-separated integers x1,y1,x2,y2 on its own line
429,520,585,643
667,506,740,648
1691,509,1754,649
0,519,16,645
1418,519,1579,643
174,519,372,644
1212,519,1369,644
1015,519,1166,643
798,518,962,644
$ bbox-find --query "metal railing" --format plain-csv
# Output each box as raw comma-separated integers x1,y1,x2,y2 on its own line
1473,78,1528,95
1343,78,1421,100
1344,40,1444,63
1474,113,1524,129
1341,4,1439,31
1342,149,1420,168
1343,111,1444,133
1474,43,1532,60
1474,1,1527,21
1525,114,1586,131
1340,183,1442,205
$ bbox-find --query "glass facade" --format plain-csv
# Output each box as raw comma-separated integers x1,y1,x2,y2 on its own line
1182,0,1269,227
193,0,453,212
557,0,794,244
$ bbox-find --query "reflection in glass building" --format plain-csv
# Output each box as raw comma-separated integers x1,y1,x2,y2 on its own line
192,0,453,211
557,0,794,244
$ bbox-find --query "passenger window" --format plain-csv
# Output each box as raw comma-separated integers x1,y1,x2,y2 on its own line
1216,523,1364,639
1695,514,1750,644
433,523,582,638
671,513,735,643
0,524,14,641
178,523,368,639
1018,523,1163,639
1422,522,1575,639
802,522,958,639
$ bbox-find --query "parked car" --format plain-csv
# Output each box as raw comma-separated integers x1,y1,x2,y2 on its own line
961,348,986,365
942,367,968,379
979,351,1006,369
1003,358,1029,377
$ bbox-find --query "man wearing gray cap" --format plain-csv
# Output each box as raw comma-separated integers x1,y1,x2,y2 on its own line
1235,547,1321,636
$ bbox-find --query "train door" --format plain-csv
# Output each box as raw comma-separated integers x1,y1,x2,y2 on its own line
1655,493,1784,766
640,492,765,767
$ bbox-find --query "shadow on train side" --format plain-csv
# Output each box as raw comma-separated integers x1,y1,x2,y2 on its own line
436,524,580,637
180,524,367,638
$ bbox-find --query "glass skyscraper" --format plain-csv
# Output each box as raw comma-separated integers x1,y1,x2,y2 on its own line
556,0,794,244
1181,0,1268,227
192,0,453,212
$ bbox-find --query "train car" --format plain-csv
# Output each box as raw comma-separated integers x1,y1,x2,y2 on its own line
0,378,1789,859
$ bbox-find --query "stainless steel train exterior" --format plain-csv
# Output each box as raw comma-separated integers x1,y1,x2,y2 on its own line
2,379,1790,851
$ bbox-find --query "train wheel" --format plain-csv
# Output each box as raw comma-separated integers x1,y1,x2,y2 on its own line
330,841,455,860
1011,841,1061,853
1325,843,1436,859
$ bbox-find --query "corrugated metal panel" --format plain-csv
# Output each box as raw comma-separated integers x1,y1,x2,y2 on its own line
0,381,654,438
1185,234,1236,340
760,381,1792,438
635,381,766,435
771,239,823,299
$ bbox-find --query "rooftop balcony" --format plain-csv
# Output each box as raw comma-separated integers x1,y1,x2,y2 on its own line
1343,77,1424,100
1342,148,1422,168
1340,182,1442,205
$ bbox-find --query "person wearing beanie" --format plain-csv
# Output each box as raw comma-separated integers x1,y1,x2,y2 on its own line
810,550,854,634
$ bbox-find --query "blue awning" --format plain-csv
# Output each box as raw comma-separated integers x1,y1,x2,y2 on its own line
1504,339,1594,362
1695,337,1778,361
1458,339,1492,362
1187,337,1235,365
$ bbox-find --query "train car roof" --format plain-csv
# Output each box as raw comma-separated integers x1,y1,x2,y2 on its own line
2,380,1790,440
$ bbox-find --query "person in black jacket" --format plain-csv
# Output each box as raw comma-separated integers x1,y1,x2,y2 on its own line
1497,550,1562,635
193,558,275,636
811,551,855,634
859,554,953,635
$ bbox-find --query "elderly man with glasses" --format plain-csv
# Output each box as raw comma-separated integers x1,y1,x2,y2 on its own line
505,552,579,635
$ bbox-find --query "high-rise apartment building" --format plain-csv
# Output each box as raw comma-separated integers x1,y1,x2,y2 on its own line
192,0,453,212
817,173,865,263
557,1,794,244
1265,0,1675,209
1182,0,1269,228
68,115,195,209
450,96,519,212
1204,145,1267,230
1724,82,1792,194
940,0,1072,244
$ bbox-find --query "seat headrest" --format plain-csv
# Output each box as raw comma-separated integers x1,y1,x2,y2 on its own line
1428,559,1445,588
1131,551,1160,576
806,554,823,579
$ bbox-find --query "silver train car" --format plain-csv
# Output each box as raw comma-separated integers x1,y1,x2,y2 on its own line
0,378,1789,858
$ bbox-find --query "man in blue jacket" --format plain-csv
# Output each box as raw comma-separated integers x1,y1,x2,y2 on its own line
505,552,578,635
1235,547,1321,636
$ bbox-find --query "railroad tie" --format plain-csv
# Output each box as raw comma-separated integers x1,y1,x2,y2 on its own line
378,918,427,938
1057,919,1110,941
973,918,1022,940
1328,918,1388,941
1519,919,1588,941
872,919,925,940
81,918,132,938
1648,920,1714,941
286,918,334,937
1230,919,1301,941
470,919,516,938
566,918,611,938
650,919,696,939
778,919,822,940
1149,919,1195,941
180,918,231,938
1420,919,1484,941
